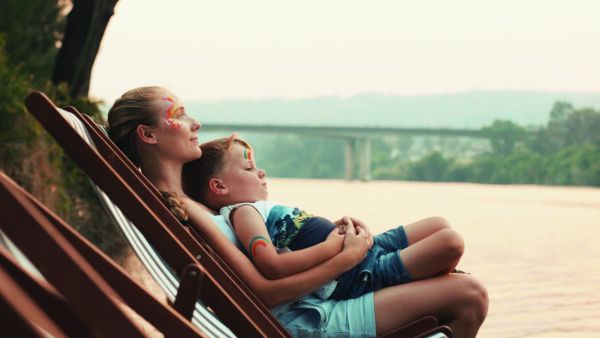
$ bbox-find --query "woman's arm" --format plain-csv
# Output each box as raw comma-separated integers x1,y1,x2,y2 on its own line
231,205,343,279
185,199,369,308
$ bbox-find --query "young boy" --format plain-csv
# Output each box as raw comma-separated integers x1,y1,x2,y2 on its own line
183,135,420,300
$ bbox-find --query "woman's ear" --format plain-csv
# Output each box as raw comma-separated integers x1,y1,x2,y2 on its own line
209,177,228,196
136,125,158,144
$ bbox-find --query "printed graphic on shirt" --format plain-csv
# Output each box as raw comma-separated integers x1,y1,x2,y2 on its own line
266,205,313,248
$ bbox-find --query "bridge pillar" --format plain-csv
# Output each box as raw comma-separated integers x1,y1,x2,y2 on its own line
344,139,355,181
358,138,371,181
344,138,371,181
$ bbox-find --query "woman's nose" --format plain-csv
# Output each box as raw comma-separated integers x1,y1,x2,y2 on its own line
191,118,201,132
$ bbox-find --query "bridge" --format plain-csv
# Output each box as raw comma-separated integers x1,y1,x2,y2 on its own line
201,124,488,181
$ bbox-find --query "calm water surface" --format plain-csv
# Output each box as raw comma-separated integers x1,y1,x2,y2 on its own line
267,179,600,338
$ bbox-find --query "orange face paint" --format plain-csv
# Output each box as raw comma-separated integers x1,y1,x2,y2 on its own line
162,96,182,130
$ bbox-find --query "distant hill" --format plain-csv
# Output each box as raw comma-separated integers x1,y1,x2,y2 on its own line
187,91,600,129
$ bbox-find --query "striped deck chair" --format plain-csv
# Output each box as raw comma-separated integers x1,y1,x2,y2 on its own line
0,172,206,337
73,109,454,338
0,248,80,338
24,90,452,338
26,91,288,337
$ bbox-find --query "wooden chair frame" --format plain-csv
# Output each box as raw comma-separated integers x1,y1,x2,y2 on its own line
0,172,210,337
24,90,452,338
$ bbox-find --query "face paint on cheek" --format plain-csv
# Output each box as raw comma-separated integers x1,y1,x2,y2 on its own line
166,119,182,130
162,96,182,130
248,236,270,259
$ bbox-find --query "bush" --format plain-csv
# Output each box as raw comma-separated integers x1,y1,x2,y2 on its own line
0,35,127,259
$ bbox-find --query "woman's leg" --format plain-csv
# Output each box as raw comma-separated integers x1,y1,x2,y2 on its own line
374,274,488,338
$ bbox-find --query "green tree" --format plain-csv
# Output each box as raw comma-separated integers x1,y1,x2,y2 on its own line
408,151,454,182
247,134,345,179
565,108,600,147
0,0,65,84
540,101,572,153
482,119,527,155
0,1,125,258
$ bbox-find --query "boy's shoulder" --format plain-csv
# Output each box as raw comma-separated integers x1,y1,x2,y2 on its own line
220,200,277,225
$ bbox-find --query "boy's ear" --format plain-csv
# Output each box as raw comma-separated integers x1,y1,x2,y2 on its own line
208,177,228,196
136,125,158,144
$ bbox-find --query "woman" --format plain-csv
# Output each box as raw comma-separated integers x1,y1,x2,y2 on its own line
107,86,488,337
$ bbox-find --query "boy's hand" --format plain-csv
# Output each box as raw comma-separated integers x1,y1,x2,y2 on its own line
341,220,369,265
335,216,373,248
334,216,351,235
325,226,345,253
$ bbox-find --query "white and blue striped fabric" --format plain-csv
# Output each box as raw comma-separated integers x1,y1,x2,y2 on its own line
58,109,236,338
58,108,449,338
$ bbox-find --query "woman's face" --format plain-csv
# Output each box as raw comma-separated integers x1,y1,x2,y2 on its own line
152,92,203,162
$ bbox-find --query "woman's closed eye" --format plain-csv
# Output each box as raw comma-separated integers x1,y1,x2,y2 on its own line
173,111,187,120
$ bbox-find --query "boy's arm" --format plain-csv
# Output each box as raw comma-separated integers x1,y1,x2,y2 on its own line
231,205,343,280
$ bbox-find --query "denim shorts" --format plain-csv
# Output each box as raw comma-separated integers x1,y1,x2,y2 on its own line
331,225,412,299
273,292,376,337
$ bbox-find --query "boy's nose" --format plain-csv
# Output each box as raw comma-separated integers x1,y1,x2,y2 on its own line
258,169,266,178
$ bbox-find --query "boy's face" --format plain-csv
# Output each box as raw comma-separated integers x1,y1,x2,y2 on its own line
221,142,268,203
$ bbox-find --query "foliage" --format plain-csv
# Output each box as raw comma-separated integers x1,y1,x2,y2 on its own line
482,119,528,155
250,134,346,179
366,104,600,186
0,3,126,259
407,151,453,182
0,0,65,85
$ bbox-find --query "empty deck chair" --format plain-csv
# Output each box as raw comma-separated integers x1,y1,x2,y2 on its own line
0,249,77,338
0,244,96,337
24,90,452,338
0,172,208,337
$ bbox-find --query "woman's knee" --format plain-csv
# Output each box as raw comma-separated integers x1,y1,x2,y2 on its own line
459,276,489,324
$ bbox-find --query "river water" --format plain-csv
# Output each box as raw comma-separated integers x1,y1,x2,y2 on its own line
267,179,600,338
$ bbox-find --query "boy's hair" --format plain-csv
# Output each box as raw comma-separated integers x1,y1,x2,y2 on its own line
182,134,251,207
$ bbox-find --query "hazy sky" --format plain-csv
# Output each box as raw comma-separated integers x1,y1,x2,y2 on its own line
89,0,600,102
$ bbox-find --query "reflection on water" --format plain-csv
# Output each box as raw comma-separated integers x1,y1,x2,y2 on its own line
268,179,600,338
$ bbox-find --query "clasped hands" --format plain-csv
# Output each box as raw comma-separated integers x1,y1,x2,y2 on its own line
326,216,373,262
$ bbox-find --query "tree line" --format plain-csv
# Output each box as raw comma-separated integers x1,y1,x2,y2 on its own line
393,102,600,186
249,102,600,187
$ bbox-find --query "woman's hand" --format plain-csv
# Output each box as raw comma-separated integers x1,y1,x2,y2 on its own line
334,216,373,248
350,217,374,248
341,220,370,267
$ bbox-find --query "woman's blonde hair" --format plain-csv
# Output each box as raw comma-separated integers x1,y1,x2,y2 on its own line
108,86,193,225
107,86,166,167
